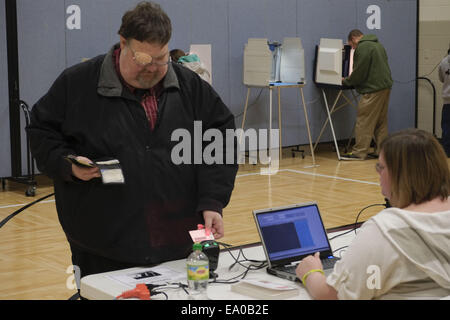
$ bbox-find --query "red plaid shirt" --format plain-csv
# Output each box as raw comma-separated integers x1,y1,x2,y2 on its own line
113,48,162,131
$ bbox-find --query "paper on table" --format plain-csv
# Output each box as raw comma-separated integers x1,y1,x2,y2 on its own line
230,279,300,299
105,266,185,288
240,279,298,291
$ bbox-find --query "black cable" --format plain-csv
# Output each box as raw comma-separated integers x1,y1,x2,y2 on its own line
332,246,348,256
218,242,266,268
213,259,268,284
328,202,386,242
211,241,268,283
233,88,264,119
353,203,385,234
328,227,355,241
419,59,442,78
150,290,168,300
0,192,55,229
417,77,437,136
164,282,189,295
394,59,442,84
68,292,80,300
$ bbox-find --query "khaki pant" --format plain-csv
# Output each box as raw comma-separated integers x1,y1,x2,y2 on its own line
352,88,391,158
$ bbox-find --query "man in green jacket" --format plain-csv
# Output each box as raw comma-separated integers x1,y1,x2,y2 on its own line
341,29,393,160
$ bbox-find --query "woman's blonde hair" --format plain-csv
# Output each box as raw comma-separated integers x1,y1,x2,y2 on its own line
380,128,450,208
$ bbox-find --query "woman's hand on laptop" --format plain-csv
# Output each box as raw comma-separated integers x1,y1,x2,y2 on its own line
296,252,338,300
296,252,323,280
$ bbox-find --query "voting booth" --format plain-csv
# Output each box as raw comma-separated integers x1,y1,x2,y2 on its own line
241,37,315,166
243,38,306,86
1,0,418,183
313,38,359,160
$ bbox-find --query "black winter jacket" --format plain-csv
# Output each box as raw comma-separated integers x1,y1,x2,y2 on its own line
27,45,238,265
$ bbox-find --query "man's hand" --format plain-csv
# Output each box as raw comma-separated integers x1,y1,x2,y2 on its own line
71,156,101,181
202,210,224,239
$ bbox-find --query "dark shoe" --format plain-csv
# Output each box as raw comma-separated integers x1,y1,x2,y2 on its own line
341,152,364,161
367,152,379,159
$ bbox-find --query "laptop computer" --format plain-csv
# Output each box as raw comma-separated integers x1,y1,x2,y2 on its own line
253,202,340,282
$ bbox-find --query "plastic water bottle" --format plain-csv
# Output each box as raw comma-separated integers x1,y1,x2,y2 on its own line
186,242,209,299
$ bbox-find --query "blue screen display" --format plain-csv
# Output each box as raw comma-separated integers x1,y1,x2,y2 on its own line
257,204,330,261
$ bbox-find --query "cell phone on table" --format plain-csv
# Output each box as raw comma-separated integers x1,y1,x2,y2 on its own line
65,155,96,168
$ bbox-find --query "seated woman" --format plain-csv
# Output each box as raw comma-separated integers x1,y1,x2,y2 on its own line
296,128,450,299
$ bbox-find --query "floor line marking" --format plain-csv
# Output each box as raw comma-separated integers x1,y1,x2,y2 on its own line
237,168,378,186
1,168,377,209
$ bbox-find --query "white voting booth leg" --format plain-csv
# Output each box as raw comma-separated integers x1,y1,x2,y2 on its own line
314,89,359,161
239,87,257,165
260,87,279,175
299,86,316,166
240,84,316,173
240,86,280,176
240,87,251,134
315,89,343,160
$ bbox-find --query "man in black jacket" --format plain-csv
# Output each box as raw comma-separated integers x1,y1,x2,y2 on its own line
27,2,238,279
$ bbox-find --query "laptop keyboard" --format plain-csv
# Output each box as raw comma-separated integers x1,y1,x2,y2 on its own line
281,257,339,274
322,257,339,269
283,265,298,273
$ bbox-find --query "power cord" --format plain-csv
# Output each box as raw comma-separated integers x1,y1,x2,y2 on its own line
115,283,168,300
210,202,388,284
329,201,388,242
0,192,55,229
210,242,268,284
234,89,264,119
332,245,349,258
393,58,442,85
328,201,388,258
130,203,389,298
118,242,269,300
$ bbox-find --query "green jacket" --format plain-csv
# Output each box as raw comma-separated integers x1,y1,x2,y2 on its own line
343,34,393,94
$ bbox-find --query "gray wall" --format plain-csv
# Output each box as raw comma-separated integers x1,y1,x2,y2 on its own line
0,0,10,177
1,0,417,176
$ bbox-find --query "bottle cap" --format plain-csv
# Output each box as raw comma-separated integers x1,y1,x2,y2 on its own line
193,243,203,251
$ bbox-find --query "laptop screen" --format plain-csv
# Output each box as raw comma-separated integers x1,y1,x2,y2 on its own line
254,203,331,264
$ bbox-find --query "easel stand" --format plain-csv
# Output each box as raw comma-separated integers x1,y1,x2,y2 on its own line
240,82,316,171
313,85,359,160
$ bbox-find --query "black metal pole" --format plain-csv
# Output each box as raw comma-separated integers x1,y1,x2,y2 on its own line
5,0,21,178
417,77,437,136
415,0,419,129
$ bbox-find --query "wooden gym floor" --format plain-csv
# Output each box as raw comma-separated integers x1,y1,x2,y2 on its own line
0,144,390,300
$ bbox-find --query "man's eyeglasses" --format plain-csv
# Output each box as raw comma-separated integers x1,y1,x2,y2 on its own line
127,45,170,67
375,162,385,173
